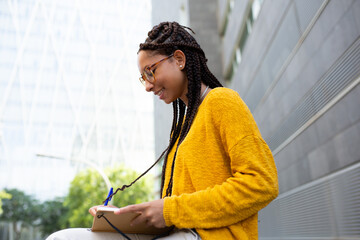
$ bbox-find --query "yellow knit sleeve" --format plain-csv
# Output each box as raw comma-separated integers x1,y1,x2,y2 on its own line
163,135,278,228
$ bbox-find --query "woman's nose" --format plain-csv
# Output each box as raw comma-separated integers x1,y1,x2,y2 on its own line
145,80,154,92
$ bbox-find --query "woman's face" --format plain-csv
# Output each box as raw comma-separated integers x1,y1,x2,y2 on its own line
137,50,188,105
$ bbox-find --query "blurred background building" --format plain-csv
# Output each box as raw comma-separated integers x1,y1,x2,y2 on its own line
151,0,360,239
0,0,154,202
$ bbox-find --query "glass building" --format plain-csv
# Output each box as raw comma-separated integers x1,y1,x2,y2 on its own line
0,0,154,201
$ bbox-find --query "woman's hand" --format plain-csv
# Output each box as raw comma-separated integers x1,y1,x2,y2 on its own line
114,199,166,228
88,205,118,217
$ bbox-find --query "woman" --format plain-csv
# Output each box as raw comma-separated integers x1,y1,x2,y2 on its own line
47,21,278,240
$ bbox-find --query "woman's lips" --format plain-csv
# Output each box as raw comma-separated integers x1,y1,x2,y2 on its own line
155,89,164,99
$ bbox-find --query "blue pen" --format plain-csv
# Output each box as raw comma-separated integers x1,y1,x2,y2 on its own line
104,187,113,206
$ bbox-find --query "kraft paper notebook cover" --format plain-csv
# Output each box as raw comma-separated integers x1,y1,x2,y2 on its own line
91,207,170,235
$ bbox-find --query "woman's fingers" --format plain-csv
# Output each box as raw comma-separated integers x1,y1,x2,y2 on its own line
114,200,166,228
89,205,118,216
89,206,99,216
114,203,145,214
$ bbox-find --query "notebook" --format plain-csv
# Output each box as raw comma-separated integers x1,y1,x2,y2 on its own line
91,206,171,235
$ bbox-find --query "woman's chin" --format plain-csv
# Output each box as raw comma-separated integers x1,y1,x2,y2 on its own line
162,96,175,104
163,99,172,104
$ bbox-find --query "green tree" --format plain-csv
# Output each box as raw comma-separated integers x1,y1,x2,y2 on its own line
0,188,41,240
0,190,12,215
63,165,154,228
38,197,69,236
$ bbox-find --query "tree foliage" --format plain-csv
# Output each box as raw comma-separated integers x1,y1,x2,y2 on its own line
0,190,11,215
0,188,40,224
63,165,154,228
0,188,41,240
38,197,69,236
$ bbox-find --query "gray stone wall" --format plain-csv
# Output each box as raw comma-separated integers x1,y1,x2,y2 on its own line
188,0,223,82
220,0,360,238
227,0,360,193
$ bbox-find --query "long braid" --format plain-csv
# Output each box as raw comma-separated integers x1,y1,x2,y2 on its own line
160,99,185,193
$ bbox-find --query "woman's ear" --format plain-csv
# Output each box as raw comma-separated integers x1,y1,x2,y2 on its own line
173,49,186,70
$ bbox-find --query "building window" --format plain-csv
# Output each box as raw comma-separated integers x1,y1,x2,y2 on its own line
252,0,264,20
229,0,235,11
227,0,264,84
220,0,235,36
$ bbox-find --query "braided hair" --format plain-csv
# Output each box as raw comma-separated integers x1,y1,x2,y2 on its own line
139,22,223,197
102,22,223,204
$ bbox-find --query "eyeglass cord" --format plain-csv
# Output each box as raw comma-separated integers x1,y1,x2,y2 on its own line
97,213,173,240
97,213,131,240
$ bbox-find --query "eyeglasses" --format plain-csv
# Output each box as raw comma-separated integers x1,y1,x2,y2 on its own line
139,54,174,86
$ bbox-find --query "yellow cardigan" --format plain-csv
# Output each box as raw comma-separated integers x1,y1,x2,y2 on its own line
162,88,278,240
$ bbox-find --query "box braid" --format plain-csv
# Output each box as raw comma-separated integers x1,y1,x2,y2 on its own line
102,22,223,204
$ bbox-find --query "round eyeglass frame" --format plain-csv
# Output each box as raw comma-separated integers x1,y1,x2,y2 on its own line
139,54,174,86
